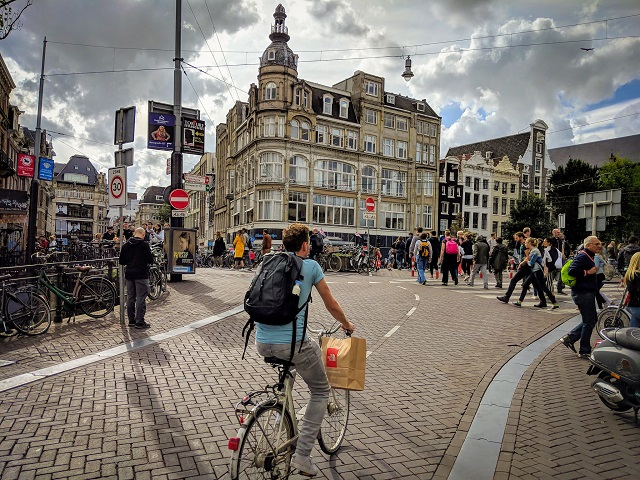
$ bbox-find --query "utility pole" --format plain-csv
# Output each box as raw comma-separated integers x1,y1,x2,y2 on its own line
170,0,183,281
26,37,47,263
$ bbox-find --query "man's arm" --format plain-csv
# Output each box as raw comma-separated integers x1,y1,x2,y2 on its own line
314,278,355,332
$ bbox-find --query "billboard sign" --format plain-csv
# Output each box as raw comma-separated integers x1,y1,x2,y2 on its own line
147,112,175,151
38,157,54,181
181,118,205,155
17,154,35,178
166,228,197,274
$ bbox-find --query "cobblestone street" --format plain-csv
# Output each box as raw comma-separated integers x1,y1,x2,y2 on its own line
0,268,638,479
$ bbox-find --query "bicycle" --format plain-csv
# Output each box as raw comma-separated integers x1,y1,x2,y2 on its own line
228,323,351,479
0,274,51,336
596,283,631,331
34,263,117,321
148,244,168,301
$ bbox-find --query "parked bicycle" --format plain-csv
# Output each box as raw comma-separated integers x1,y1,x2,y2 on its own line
148,243,168,301
229,322,350,479
0,274,51,336
596,283,631,331
33,262,117,321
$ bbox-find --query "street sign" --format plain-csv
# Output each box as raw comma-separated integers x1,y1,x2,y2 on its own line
169,188,189,210
38,157,54,181
184,182,206,192
365,197,375,212
114,106,136,145
363,212,376,220
183,173,206,184
108,166,127,207
114,148,134,167
171,210,187,218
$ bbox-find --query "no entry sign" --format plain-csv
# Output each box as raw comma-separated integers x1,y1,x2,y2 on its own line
108,166,127,207
365,197,376,212
169,188,189,210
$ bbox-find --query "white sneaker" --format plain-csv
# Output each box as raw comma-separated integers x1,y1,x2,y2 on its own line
291,454,318,477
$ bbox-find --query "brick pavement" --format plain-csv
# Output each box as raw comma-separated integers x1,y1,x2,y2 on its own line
0,268,634,479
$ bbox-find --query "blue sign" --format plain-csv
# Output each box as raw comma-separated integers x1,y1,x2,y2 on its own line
148,112,175,151
38,157,54,181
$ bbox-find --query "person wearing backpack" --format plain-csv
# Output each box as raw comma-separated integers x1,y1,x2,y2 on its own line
428,230,441,279
413,232,430,285
251,223,355,477
438,229,460,286
309,228,324,261
560,236,602,358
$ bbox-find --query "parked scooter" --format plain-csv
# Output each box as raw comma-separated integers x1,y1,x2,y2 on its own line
587,327,640,422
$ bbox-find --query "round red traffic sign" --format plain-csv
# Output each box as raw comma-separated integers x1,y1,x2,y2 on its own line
365,197,375,212
169,188,190,210
110,175,124,199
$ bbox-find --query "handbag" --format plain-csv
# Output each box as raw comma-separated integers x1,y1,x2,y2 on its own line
321,336,367,391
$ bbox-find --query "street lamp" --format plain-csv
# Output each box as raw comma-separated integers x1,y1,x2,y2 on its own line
401,56,414,82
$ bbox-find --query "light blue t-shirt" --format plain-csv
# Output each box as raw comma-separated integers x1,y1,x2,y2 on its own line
255,257,325,344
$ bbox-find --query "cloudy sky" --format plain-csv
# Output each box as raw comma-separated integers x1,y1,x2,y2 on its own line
3,0,640,195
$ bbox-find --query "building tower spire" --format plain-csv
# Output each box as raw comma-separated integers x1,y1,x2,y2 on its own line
269,4,290,42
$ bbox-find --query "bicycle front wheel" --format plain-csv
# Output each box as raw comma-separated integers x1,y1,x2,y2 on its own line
148,268,162,300
7,288,52,336
318,387,350,454
230,404,294,480
78,277,116,318
327,254,342,273
597,306,631,331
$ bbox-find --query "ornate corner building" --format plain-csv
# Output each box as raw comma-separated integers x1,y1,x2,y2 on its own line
214,5,441,247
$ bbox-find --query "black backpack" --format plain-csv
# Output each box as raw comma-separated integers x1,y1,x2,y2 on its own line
242,252,311,360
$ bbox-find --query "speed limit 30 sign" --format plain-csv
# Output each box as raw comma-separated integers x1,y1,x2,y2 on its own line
108,166,127,207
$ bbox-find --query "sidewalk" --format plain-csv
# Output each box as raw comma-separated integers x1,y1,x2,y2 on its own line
0,268,637,479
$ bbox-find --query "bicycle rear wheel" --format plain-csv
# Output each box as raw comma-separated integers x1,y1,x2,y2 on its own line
230,403,294,480
78,277,116,318
148,268,162,300
317,387,350,454
327,254,342,273
7,288,51,335
596,306,631,331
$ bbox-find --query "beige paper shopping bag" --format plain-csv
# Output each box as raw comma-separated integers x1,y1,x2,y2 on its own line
321,336,366,391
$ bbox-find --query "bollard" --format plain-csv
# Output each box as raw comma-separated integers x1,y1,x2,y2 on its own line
411,257,415,277
435,269,439,280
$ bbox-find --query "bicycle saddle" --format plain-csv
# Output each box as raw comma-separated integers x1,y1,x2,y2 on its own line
75,266,92,272
263,356,294,367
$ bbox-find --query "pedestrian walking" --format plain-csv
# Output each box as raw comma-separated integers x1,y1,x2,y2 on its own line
233,230,245,269
489,237,508,288
393,236,406,270
460,233,474,280
309,228,323,261
560,236,602,357
261,229,273,256
617,236,640,274
496,232,529,304
213,231,226,267
467,235,489,289
512,238,559,309
428,230,441,279
551,228,571,294
119,227,153,329
439,230,460,286
413,232,430,285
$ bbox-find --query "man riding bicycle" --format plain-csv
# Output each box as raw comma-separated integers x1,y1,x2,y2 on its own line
254,223,355,477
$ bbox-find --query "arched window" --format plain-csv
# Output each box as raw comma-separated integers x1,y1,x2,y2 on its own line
265,82,277,100
361,166,376,193
289,156,308,185
290,119,300,139
339,99,349,118
259,152,284,182
301,121,310,141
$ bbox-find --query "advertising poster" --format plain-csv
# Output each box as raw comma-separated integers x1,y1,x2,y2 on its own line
55,203,68,217
171,229,195,273
148,112,175,151
181,118,205,155
38,157,54,181
17,154,35,177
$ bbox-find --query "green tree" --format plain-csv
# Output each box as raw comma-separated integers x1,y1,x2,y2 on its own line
502,193,554,245
547,158,599,248
157,203,171,224
598,156,640,242
0,0,32,40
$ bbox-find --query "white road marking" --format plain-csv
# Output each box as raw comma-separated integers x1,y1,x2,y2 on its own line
385,325,401,337
406,307,417,316
414,294,420,301
366,350,372,358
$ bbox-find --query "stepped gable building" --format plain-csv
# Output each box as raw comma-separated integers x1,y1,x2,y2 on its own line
548,133,640,168
446,119,555,198
214,4,441,247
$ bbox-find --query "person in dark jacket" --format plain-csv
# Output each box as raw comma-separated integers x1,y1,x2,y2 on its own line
617,236,640,274
560,235,602,357
489,237,509,288
119,227,153,329
467,236,490,288
212,231,226,267
428,230,441,279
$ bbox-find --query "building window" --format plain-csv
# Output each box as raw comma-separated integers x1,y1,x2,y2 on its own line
384,113,395,129
314,160,355,191
330,128,344,147
301,121,310,141
417,205,433,229
482,195,488,208
536,142,543,154
473,194,479,206
386,94,395,104
295,89,301,106
482,179,489,190
263,116,284,137
423,172,434,196
316,125,328,144
535,158,541,173
428,145,436,165
303,90,309,108
481,213,487,230
492,221,499,234
501,198,507,215
417,121,425,134
259,152,283,181
463,212,470,228
397,117,408,131
441,201,449,214
522,174,529,186
494,180,499,191
381,169,406,197
473,178,480,191
452,203,460,215
361,166,376,193
365,109,377,125
288,192,307,222
346,130,358,150
465,176,471,187
429,124,437,137
359,199,374,228
364,134,376,153
258,190,282,220
339,99,349,118
534,176,541,189
290,119,300,139
323,95,332,115
416,143,422,163
510,199,515,211
464,192,471,206
417,103,425,112
267,50,275,61
397,141,408,159
313,194,355,226
510,183,516,194
472,212,479,229
365,81,378,96
502,182,508,194
493,197,499,215
380,202,405,229
383,138,394,157
289,156,308,185
265,82,277,100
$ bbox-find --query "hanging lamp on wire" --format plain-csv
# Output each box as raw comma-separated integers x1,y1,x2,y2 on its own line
401,55,414,82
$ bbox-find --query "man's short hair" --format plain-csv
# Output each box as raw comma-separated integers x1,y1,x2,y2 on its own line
134,227,146,238
417,227,423,233
263,229,268,234
107,226,113,229
431,230,437,236
497,237,503,244
515,231,525,238
282,223,310,252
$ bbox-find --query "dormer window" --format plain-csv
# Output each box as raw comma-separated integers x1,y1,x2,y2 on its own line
267,50,276,61
339,99,349,118
386,94,395,104
417,103,425,112
265,82,277,100
485,151,492,159
323,95,333,115
74,165,78,170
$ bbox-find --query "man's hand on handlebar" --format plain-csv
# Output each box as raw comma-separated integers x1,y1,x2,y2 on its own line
342,321,355,334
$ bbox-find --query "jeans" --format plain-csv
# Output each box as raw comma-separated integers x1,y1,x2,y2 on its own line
256,338,330,458
518,270,556,305
416,256,426,283
568,291,598,354
126,278,149,325
468,263,488,287
395,251,405,269
503,266,531,301
626,306,640,328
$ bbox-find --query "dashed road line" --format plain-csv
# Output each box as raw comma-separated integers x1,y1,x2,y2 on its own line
384,325,401,337
406,307,417,316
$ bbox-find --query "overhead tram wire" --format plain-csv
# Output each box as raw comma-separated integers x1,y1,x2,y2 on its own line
180,64,214,125
182,61,249,95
